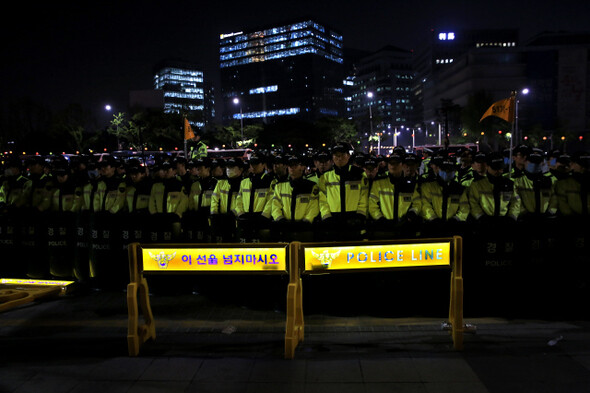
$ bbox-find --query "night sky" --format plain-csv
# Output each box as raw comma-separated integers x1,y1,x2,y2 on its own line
1,0,586,124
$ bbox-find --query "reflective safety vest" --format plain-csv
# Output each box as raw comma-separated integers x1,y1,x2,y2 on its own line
148,179,188,217
210,177,242,216
270,178,319,222
514,172,557,215
190,141,208,160
235,173,274,217
44,181,82,213
0,175,32,209
555,173,590,216
368,175,421,221
420,178,469,221
468,174,520,220
318,165,368,219
93,176,127,214
188,176,217,212
125,178,152,213
28,173,52,209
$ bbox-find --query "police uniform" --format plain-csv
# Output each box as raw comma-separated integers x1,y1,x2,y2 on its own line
420,157,470,220
269,155,319,242
0,157,32,210
210,158,244,242
555,152,590,216
368,154,422,239
468,153,520,221
318,143,369,241
514,149,557,219
185,158,217,242
235,154,274,242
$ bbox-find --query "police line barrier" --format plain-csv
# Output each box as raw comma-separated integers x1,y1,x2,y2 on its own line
126,242,290,356
126,236,463,358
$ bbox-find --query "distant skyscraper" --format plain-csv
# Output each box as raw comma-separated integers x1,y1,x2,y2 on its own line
219,19,345,124
153,60,213,129
349,45,416,148
413,28,520,122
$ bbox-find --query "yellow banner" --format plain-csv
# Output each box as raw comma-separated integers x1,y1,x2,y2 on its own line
304,242,451,272
141,246,288,272
479,96,515,123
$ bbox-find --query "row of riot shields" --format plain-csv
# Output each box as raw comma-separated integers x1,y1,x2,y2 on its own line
0,209,588,317
0,209,184,289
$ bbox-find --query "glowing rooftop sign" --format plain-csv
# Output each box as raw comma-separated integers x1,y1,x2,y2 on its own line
438,32,455,41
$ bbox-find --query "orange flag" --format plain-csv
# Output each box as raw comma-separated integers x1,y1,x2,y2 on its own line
184,118,195,140
479,96,515,123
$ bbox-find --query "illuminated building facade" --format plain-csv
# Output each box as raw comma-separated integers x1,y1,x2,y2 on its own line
153,60,214,129
219,20,345,124
349,46,416,147
413,28,520,122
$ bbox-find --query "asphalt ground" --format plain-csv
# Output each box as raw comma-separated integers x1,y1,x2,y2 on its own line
1,272,590,393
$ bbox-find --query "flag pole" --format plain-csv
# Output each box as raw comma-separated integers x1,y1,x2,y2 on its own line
509,91,517,174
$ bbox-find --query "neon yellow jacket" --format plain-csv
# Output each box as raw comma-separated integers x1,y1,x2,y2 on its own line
148,179,188,218
420,179,469,221
467,175,520,220
270,178,319,222
514,173,557,215
210,177,242,216
318,165,368,219
92,176,127,214
555,173,590,215
368,175,421,221
0,175,32,209
235,173,274,218
188,176,217,212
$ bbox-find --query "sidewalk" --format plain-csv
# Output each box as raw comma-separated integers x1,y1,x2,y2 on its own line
1,283,590,393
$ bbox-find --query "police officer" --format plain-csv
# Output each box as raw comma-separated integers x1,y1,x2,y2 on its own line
188,133,208,160
368,151,422,239
318,142,368,241
26,156,52,210
0,157,31,211
555,151,590,217
468,151,520,222
461,151,487,187
457,148,474,185
93,155,127,214
306,149,332,184
420,156,469,237
506,145,530,179
514,148,557,220
185,158,217,242
419,147,433,177
235,154,274,242
210,158,244,242
124,159,152,215
43,160,82,279
270,155,319,242
148,160,188,219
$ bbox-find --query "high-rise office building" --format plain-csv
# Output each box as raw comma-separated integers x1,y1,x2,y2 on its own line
153,60,213,128
219,19,345,124
413,28,520,123
349,45,416,148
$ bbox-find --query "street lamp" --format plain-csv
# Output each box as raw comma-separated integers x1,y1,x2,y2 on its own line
367,92,378,154
515,88,529,144
233,97,244,144
105,104,121,150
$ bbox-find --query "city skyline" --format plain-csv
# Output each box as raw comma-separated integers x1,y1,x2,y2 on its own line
1,0,587,125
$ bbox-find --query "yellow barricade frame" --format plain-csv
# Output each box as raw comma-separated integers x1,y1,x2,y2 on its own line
127,237,463,358
284,236,464,358
126,242,290,356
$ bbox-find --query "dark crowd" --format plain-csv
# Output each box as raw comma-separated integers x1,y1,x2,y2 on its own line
1,143,589,314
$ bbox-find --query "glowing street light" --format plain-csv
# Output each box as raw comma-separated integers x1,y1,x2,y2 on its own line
233,98,244,143
367,92,378,154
